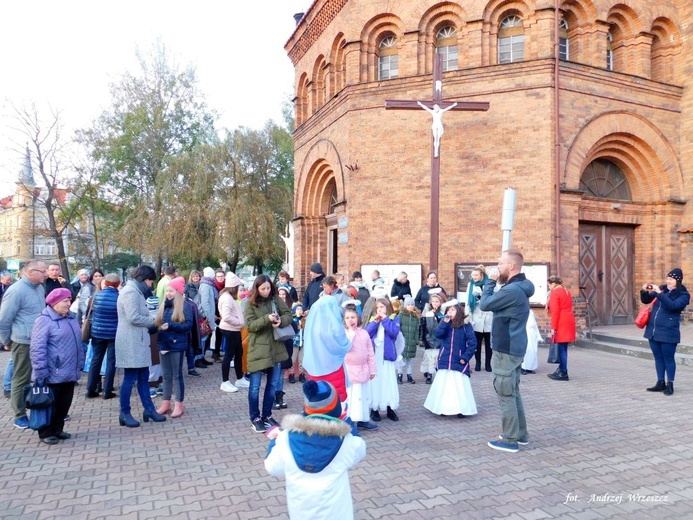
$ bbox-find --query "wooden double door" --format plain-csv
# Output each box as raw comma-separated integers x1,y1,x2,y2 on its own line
579,224,635,326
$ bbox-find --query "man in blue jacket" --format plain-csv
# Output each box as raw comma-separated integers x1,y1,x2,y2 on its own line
86,273,120,399
0,260,47,429
480,249,534,453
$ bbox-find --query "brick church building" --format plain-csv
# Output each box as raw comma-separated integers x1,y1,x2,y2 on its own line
285,0,692,326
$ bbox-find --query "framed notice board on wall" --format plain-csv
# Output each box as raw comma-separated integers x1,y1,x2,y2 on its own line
454,262,550,307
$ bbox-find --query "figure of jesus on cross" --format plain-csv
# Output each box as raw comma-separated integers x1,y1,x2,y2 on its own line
385,54,490,270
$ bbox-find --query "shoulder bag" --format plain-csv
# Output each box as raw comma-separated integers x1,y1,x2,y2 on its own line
634,299,656,329
272,300,295,342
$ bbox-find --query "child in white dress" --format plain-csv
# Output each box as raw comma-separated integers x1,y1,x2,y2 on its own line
343,303,378,431
364,298,401,422
424,300,478,417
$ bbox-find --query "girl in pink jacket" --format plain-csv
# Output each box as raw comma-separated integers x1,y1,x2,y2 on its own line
343,303,378,431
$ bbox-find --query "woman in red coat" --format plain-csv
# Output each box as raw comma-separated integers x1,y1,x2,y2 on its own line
546,276,576,381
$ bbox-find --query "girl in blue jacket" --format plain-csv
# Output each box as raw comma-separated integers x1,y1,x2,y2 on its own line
424,300,478,417
155,277,193,418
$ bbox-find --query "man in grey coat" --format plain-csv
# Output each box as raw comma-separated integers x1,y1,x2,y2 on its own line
0,260,47,429
480,249,535,453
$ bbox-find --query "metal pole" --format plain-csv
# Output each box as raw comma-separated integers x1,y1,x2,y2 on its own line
501,188,516,251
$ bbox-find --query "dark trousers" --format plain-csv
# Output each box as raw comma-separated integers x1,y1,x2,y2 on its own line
87,338,116,395
649,340,678,382
557,342,569,372
39,382,74,439
220,330,243,381
474,332,492,367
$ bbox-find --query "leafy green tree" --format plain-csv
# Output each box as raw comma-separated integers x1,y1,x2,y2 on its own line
79,42,216,272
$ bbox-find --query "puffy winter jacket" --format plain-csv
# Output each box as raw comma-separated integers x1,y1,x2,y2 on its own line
30,306,84,384
90,286,119,339
157,299,193,352
434,318,477,373
641,285,690,344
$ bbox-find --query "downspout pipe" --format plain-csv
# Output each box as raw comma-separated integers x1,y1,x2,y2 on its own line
554,0,562,276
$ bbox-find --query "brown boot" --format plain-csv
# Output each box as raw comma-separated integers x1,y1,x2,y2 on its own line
156,400,172,415
171,401,185,418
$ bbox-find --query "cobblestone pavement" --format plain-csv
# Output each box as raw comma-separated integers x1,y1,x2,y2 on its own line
1,345,691,520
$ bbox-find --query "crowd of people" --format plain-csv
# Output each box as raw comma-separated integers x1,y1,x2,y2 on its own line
0,256,688,518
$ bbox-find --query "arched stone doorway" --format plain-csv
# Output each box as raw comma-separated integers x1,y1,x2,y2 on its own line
564,112,685,325
578,160,634,325
293,139,346,288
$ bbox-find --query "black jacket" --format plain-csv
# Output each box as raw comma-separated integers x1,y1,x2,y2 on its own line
390,280,412,301
302,274,326,310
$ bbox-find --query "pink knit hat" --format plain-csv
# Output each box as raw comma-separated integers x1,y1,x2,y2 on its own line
168,276,186,295
46,288,72,307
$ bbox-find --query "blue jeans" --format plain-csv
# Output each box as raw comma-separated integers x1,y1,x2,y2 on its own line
120,367,156,415
87,338,116,394
648,340,677,382
248,363,281,421
3,356,13,391
557,342,569,372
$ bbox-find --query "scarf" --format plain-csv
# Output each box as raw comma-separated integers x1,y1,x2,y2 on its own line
466,274,488,313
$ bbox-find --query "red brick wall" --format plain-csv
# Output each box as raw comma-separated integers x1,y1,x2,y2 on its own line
289,0,689,313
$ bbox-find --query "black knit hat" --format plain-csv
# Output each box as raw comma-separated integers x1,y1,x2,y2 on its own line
310,263,324,275
667,268,683,282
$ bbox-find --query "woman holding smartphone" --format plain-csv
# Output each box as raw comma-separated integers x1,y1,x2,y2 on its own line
243,275,291,433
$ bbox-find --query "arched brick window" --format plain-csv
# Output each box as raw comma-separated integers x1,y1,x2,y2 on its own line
559,19,569,61
498,15,524,64
579,159,631,200
436,25,458,71
378,35,399,80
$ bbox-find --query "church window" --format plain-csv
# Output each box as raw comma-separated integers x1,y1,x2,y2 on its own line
328,182,338,214
559,19,569,61
378,35,398,80
498,15,524,64
579,159,631,200
606,31,614,71
436,26,458,72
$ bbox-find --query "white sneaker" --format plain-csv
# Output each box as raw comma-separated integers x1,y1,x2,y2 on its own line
234,377,250,389
220,381,238,393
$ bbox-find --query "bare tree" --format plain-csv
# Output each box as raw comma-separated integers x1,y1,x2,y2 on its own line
9,103,90,278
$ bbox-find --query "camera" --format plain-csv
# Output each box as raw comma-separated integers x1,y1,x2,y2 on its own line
646,284,653,290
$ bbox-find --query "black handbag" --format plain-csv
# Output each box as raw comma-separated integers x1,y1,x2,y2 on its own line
25,380,54,409
547,342,560,364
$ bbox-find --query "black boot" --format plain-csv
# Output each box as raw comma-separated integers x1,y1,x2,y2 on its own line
397,374,403,384
425,373,433,385
407,374,416,384
646,380,666,392
273,391,288,410
475,362,481,372
386,406,399,421
370,410,381,422
663,382,674,396
548,370,569,381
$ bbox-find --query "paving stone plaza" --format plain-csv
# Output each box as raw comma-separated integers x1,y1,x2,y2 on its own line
1,344,691,520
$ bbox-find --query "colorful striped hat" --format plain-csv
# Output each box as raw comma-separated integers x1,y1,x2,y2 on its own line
302,380,342,418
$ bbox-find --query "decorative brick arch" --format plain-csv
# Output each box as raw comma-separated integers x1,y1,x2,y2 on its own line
328,33,347,97
296,72,309,126
564,111,683,202
359,13,405,82
310,55,327,114
295,139,346,218
417,2,468,74
560,0,597,64
650,17,681,84
606,4,643,73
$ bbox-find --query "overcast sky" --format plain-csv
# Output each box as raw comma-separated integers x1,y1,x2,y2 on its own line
0,0,311,197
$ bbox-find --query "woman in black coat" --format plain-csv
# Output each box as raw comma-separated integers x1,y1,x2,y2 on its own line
640,267,690,396
390,272,412,301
